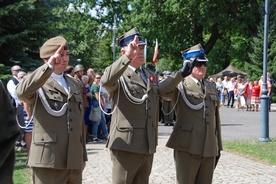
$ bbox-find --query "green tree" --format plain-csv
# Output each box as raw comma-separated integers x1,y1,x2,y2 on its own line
0,0,66,75
98,0,260,75
246,0,276,81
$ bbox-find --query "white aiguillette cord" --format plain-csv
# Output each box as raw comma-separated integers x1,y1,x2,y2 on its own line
99,76,149,116
178,82,205,111
16,87,70,129
16,92,38,129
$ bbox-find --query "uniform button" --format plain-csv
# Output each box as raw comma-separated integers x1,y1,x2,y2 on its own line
70,128,73,131
205,106,208,108
70,119,72,122
41,138,44,141
206,122,209,125
69,109,72,112
206,114,209,116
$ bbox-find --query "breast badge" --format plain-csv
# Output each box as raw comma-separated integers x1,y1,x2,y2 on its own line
74,90,81,95
54,102,59,110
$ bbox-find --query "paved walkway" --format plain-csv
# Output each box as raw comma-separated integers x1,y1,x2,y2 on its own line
82,105,276,184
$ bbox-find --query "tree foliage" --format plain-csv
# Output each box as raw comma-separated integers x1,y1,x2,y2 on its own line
246,0,276,81
0,0,274,86
0,0,65,74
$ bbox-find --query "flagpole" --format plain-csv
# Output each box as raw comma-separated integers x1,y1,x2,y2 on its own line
152,38,159,71
144,39,147,68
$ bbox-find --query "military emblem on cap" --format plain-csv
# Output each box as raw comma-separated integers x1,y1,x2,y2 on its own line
117,27,147,48
181,43,208,62
40,36,68,59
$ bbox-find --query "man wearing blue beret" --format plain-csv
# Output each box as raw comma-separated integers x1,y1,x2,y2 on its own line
166,44,223,184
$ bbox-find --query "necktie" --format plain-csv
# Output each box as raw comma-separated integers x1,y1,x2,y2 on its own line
198,80,205,93
136,68,148,85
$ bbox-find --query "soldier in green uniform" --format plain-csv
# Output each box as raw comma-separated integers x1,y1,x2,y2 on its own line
101,27,192,184
166,44,223,184
0,80,20,184
16,36,87,184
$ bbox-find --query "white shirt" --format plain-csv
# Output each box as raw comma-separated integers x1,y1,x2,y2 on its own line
7,76,21,107
226,81,236,91
51,73,69,94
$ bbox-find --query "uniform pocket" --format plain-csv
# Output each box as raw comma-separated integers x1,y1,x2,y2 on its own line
116,120,133,146
45,89,63,102
177,124,193,149
33,132,56,165
74,93,83,103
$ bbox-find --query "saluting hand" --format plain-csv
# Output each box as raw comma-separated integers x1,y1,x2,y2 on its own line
125,35,139,60
47,45,65,68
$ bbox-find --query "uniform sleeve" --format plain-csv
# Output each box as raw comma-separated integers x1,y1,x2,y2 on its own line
16,63,53,104
101,55,131,93
158,72,183,101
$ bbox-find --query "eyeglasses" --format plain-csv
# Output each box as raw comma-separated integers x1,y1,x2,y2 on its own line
13,69,21,72
195,62,207,67
95,77,101,79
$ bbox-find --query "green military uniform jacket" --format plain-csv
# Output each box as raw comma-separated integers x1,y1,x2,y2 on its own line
101,55,183,154
16,63,87,169
0,81,20,184
166,76,223,157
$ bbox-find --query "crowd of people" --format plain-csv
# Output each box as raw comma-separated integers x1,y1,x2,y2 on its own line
6,63,111,151
207,72,274,112
1,29,273,184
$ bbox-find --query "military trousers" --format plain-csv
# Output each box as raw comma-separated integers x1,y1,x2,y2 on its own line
111,149,154,184
32,167,82,184
174,150,215,184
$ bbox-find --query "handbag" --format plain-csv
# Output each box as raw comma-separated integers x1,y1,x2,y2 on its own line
89,105,101,122
240,96,246,107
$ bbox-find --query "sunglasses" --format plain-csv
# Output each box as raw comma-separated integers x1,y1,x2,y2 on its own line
95,77,101,79
13,69,21,72
195,62,207,67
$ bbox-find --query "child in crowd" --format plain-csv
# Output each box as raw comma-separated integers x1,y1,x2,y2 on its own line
251,81,261,111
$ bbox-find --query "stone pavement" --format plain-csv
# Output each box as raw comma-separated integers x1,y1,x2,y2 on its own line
82,105,276,184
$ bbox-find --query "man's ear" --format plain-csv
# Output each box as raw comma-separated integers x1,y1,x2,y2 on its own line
121,47,126,55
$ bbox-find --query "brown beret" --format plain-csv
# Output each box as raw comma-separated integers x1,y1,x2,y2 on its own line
39,36,68,59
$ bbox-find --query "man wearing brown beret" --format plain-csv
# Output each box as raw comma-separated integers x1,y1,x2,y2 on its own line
16,36,87,184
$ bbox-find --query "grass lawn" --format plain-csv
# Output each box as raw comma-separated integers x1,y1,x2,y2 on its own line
13,152,31,184
223,138,276,165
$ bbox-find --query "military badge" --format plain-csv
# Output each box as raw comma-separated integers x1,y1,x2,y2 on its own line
54,102,59,110
75,90,81,95
149,75,155,82
150,75,157,86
